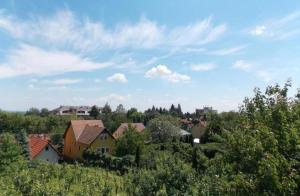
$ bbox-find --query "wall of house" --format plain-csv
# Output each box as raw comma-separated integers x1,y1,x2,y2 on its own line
35,144,60,163
90,131,115,154
191,125,206,139
63,126,80,159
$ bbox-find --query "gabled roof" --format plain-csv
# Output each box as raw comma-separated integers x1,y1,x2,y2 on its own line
77,125,105,145
68,120,104,139
29,134,53,158
113,123,145,139
64,120,109,145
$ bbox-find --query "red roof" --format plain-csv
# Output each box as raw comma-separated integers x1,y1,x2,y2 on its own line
29,134,50,158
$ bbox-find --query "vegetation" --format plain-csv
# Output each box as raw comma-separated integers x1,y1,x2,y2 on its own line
0,81,300,195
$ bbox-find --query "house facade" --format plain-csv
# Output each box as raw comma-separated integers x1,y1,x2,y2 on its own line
63,120,115,160
52,106,102,116
29,134,60,163
191,121,207,142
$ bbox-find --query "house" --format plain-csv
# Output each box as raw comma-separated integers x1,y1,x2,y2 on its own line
29,134,60,163
196,106,217,119
113,123,145,139
63,120,115,160
52,105,102,116
191,120,207,143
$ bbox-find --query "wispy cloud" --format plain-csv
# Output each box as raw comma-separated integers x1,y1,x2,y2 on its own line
256,70,272,82
107,73,128,83
145,64,191,83
232,60,255,71
190,63,217,71
0,10,226,51
249,10,300,39
50,78,82,85
0,44,110,78
209,45,246,56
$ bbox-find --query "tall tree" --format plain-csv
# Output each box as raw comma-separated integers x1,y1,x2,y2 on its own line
102,103,112,114
90,105,100,119
115,104,126,114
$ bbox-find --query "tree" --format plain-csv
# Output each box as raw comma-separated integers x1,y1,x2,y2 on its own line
90,105,100,119
0,133,22,169
16,129,30,159
40,108,50,117
25,107,40,116
147,117,180,143
115,104,126,114
115,125,145,157
135,146,141,167
177,104,183,117
102,103,112,114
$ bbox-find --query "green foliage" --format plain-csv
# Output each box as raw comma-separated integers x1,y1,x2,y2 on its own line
115,124,145,157
0,160,126,195
89,105,100,119
147,116,181,143
0,133,22,170
83,149,135,174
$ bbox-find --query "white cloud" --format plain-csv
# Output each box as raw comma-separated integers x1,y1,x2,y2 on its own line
250,25,267,36
107,73,128,83
232,60,254,71
256,70,272,82
29,78,38,83
0,44,110,78
168,17,227,46
0,10,226,50
209,45,246,56
249,11,300,39
94,78,102,83
145,64,191,83
50,78,81,85
98,93,131,102
28,84,35,89
190,63,217,71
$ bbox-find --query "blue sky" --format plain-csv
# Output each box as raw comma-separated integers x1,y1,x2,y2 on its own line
1,0,300,112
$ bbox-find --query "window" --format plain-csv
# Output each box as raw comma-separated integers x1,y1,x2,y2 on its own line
101,147,105,153
79,146,81,150
100,133,108,140
45,146,49,151
106,148,109,153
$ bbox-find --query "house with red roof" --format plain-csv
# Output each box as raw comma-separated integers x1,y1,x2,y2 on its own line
29,134,60,163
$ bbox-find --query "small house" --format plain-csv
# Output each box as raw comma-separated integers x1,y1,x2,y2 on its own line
29,134,60,163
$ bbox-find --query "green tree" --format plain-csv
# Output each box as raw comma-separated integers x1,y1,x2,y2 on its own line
25,107,40,116
115,104,126,114
89,105,100,119
40,108,50,117
0,133,22,169
147,116,180,143
115,125,145,157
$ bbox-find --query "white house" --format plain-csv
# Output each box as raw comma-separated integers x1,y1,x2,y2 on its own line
29,134,60,163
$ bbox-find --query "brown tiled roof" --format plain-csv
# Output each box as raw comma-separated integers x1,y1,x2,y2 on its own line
70,120,104,139
77,125,105,145
113,123,145,139
28,134,59,158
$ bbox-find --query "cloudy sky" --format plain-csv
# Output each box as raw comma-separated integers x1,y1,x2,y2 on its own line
1,0,300,112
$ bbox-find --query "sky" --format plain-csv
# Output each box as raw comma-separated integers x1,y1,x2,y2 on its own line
0,0,300,112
